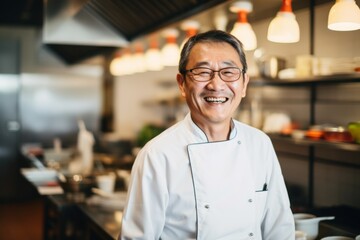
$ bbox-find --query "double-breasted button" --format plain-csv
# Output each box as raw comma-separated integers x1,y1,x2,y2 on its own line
248,198,253,203
204,204,210,209
249,232,254,237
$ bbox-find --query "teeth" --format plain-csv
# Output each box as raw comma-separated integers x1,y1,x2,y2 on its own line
205,97,227,103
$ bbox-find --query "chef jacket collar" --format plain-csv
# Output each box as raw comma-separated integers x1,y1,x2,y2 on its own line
185,113,237,143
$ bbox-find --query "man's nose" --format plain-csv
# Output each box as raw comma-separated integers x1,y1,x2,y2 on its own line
207,72,226,89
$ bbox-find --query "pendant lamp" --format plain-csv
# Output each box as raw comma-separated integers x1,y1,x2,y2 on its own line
145,36,164,71
230,1,257,51
180,20,200,50
132,43,147,73
110,51,123,76
122,49,136,75
267,0,300,43
328,0,360,31
214,9,228,31
161,28,180,66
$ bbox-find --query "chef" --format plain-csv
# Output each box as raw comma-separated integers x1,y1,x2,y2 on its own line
120,30,295,240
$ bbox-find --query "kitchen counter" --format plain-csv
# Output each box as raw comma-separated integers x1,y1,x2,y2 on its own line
42,194,359,240
43,194,122,240
78,204,122,240
22,171,360,240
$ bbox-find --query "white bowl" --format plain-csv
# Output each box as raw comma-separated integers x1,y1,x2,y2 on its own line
321,237,353,240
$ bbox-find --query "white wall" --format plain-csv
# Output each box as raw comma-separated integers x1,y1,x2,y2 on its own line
114,66,180,139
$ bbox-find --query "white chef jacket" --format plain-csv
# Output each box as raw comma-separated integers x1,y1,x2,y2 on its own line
120,113,295,240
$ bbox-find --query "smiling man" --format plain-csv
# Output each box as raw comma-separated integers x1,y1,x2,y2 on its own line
120,30,295,240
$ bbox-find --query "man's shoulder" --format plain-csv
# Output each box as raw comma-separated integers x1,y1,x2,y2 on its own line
233,120,271,142
144,120,187,148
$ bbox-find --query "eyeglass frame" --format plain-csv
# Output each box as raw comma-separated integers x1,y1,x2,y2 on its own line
182,67,246,83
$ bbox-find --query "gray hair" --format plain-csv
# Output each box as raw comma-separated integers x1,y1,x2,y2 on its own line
178,30,248,75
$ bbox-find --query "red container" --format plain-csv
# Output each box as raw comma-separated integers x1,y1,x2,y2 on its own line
323,127,354,143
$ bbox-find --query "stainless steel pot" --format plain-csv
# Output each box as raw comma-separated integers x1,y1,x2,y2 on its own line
57,173,96,195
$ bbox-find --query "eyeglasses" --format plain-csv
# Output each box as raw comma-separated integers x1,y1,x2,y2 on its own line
184,67,245,82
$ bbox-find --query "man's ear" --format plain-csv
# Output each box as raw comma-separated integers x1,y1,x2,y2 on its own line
177,73,186,97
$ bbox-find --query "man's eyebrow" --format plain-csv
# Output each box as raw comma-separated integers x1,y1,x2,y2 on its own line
222,60,238,67
192,60,238,68
192,61,210,68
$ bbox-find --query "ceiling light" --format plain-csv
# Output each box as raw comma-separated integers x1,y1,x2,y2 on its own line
132,43,147,73
161,28,180,67
267,0,300,43
328,0,360,31
145,36,164,71
230,1,257,51
121,49,135,75
214,9,228,31
180,20,200,49
110,51,124,76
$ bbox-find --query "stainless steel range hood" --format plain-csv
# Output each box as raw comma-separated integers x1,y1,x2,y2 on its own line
41,0,229,64
43,0,128,47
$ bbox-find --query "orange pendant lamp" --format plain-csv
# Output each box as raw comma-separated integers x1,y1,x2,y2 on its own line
230,1,257,51
267,0,300,43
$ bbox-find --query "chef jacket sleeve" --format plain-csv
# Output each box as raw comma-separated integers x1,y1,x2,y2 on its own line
120,146,168,240
261,142,295,240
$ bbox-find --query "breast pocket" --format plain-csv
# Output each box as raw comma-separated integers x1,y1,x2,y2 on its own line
254,190,268,222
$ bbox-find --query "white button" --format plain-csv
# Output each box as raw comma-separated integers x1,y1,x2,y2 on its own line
237,140,241,144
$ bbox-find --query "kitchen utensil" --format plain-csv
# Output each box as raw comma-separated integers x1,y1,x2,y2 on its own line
306,127,325,140
262,112,291,133
96,173,116,194
258,56,286,78
323,126,353,143
57,173,96,196
294,213,335,240
92,187,118,198
291,130,306,140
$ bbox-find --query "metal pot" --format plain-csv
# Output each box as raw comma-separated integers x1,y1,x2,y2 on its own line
57,173,96,195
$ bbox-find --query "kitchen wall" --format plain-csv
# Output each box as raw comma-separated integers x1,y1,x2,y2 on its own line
0,26,105,148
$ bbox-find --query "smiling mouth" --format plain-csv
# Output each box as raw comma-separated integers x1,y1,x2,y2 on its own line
204,97,228,103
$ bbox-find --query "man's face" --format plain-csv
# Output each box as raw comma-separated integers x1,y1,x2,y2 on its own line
177,42,249,127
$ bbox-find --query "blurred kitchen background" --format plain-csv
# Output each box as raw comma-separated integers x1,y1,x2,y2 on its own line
0,0,360,238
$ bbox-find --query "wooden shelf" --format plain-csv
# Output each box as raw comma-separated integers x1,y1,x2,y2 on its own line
249,73,360,87
268,134,360,152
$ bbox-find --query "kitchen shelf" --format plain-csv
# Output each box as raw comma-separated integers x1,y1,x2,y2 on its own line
268,134,360,152
249,73,360,87
247,73,360,209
